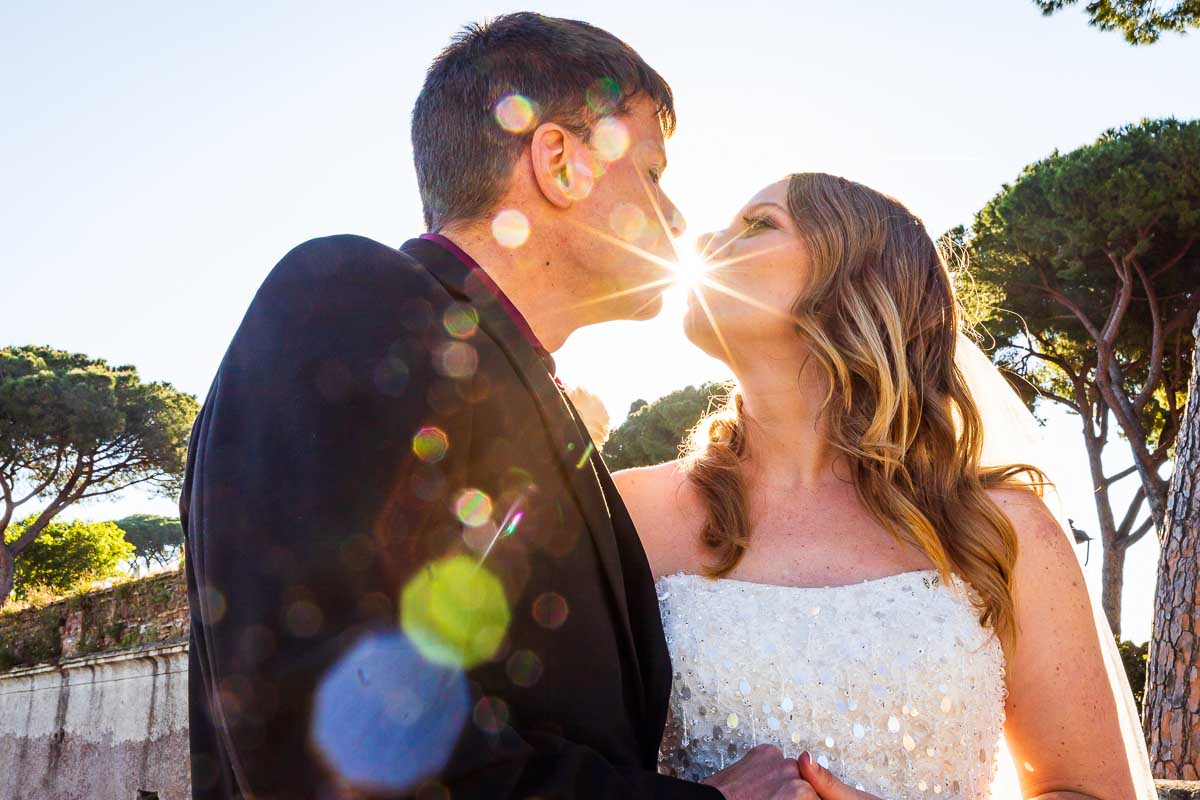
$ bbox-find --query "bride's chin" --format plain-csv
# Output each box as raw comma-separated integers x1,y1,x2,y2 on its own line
682,304,713,348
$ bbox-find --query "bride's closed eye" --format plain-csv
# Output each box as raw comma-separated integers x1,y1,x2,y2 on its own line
742,214,777,234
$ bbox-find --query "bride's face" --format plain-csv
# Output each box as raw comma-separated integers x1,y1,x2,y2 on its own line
684,179,811,362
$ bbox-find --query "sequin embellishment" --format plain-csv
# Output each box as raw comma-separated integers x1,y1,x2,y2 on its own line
656,571,1006,799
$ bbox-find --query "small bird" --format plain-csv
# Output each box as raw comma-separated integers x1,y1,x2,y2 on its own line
1068,518,1093,565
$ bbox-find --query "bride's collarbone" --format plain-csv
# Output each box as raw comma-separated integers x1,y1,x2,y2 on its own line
731,526,934,583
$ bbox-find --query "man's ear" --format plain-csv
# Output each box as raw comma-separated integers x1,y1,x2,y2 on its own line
530,123,594,208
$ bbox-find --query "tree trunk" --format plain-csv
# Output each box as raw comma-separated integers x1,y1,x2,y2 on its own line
0,543,14,608
1144,312,1200,779
1083,421,1125,636
1102,542,1128,637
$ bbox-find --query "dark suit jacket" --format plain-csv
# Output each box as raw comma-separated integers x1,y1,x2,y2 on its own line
180,234,720,799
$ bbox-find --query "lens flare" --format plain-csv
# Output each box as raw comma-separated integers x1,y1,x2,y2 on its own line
585,77,621,116
492,209,530,248
286,600,322,637
412,426,449,463
202,587,227,623
506,649,543,688
609,203,647,243
473,696,509,734
442,304,479,339
671,248,710,292
373,356,409,396
562,159,597,202
501,510,523,537
494,94,536,133
531,592,569,629
453,488,493,527
311,632,469,794
575,441,595,470
592,117,630,162
436,341,478,380
401,555,510,669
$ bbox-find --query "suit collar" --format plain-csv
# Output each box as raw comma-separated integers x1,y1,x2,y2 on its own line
407,236,555,375
399,238,647,722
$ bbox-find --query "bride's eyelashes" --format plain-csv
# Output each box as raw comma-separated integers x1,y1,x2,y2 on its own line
741,214,777,234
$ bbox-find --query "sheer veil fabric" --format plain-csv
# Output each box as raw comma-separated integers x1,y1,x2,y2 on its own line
954,334,1157,798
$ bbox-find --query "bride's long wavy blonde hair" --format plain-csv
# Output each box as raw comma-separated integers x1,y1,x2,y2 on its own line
685,173,1042,653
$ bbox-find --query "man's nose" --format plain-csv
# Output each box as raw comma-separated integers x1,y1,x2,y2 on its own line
663,199,686,238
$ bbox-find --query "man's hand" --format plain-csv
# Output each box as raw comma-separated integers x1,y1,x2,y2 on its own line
702,744,818,800
797,751,882,800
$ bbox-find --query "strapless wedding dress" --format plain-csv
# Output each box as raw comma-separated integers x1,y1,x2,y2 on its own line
656,570,1007,799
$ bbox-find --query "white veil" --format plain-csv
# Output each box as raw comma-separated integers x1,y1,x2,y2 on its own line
955,333,1157,798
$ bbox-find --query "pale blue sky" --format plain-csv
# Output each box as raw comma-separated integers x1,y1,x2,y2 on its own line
3,0,1198,640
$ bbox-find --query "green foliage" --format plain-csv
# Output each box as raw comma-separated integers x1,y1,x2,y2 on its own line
1034,0,1200,44
0,605,61,667
0,646,18,671
0,346,198,500
969,118,1195,441
963,119,1199,634
967,117,1198,467
3,516,133,599
1117,637,1149,712
603,383,731,471
115,514,183,569
0,345,198,604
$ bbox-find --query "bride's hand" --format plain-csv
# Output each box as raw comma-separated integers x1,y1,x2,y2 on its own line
797,751,883,800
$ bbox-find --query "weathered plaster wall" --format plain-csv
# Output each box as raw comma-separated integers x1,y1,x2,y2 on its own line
0,640,189,800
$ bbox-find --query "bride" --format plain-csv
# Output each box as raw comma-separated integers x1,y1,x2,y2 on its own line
614,173,1154,799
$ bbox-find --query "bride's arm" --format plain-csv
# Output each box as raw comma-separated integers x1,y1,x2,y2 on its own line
994,488,1141,800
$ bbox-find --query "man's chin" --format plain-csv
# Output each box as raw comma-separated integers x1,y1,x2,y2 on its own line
627,292,665,321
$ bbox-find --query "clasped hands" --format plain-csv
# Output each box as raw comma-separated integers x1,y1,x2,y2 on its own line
703,745,885,800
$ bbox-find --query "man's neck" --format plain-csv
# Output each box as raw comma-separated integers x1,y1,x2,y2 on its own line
437,224,586,352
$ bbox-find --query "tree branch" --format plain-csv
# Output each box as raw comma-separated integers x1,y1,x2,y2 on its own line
1104,464,1139,486
1117,485,1147,537
1131,255,1165,412
78,474,161,500
1015,337,1081,383
1149,237,1196,279
1029,267,1105,342
0,474,13,537
1085,249,1167,526
1100,250,1135,347
1122,515,1155,549
6,493,70,558
11,449,65,506
1164,296,1200,339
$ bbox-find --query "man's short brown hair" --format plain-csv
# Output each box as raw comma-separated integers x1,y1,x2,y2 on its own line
412,12,676,231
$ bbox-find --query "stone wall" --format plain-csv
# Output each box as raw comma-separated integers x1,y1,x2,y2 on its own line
0,567,188,669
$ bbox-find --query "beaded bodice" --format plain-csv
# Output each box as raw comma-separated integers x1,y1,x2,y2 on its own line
656,570,1006,799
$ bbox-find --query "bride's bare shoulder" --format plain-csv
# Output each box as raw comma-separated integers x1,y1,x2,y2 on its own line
985,485,1071,554
613,458,686,482
613,460,703,575
613,459,694,511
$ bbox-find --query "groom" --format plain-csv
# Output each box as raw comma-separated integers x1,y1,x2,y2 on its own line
181,12,813,800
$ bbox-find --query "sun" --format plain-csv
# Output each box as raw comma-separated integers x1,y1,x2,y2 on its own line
669,241,710,293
